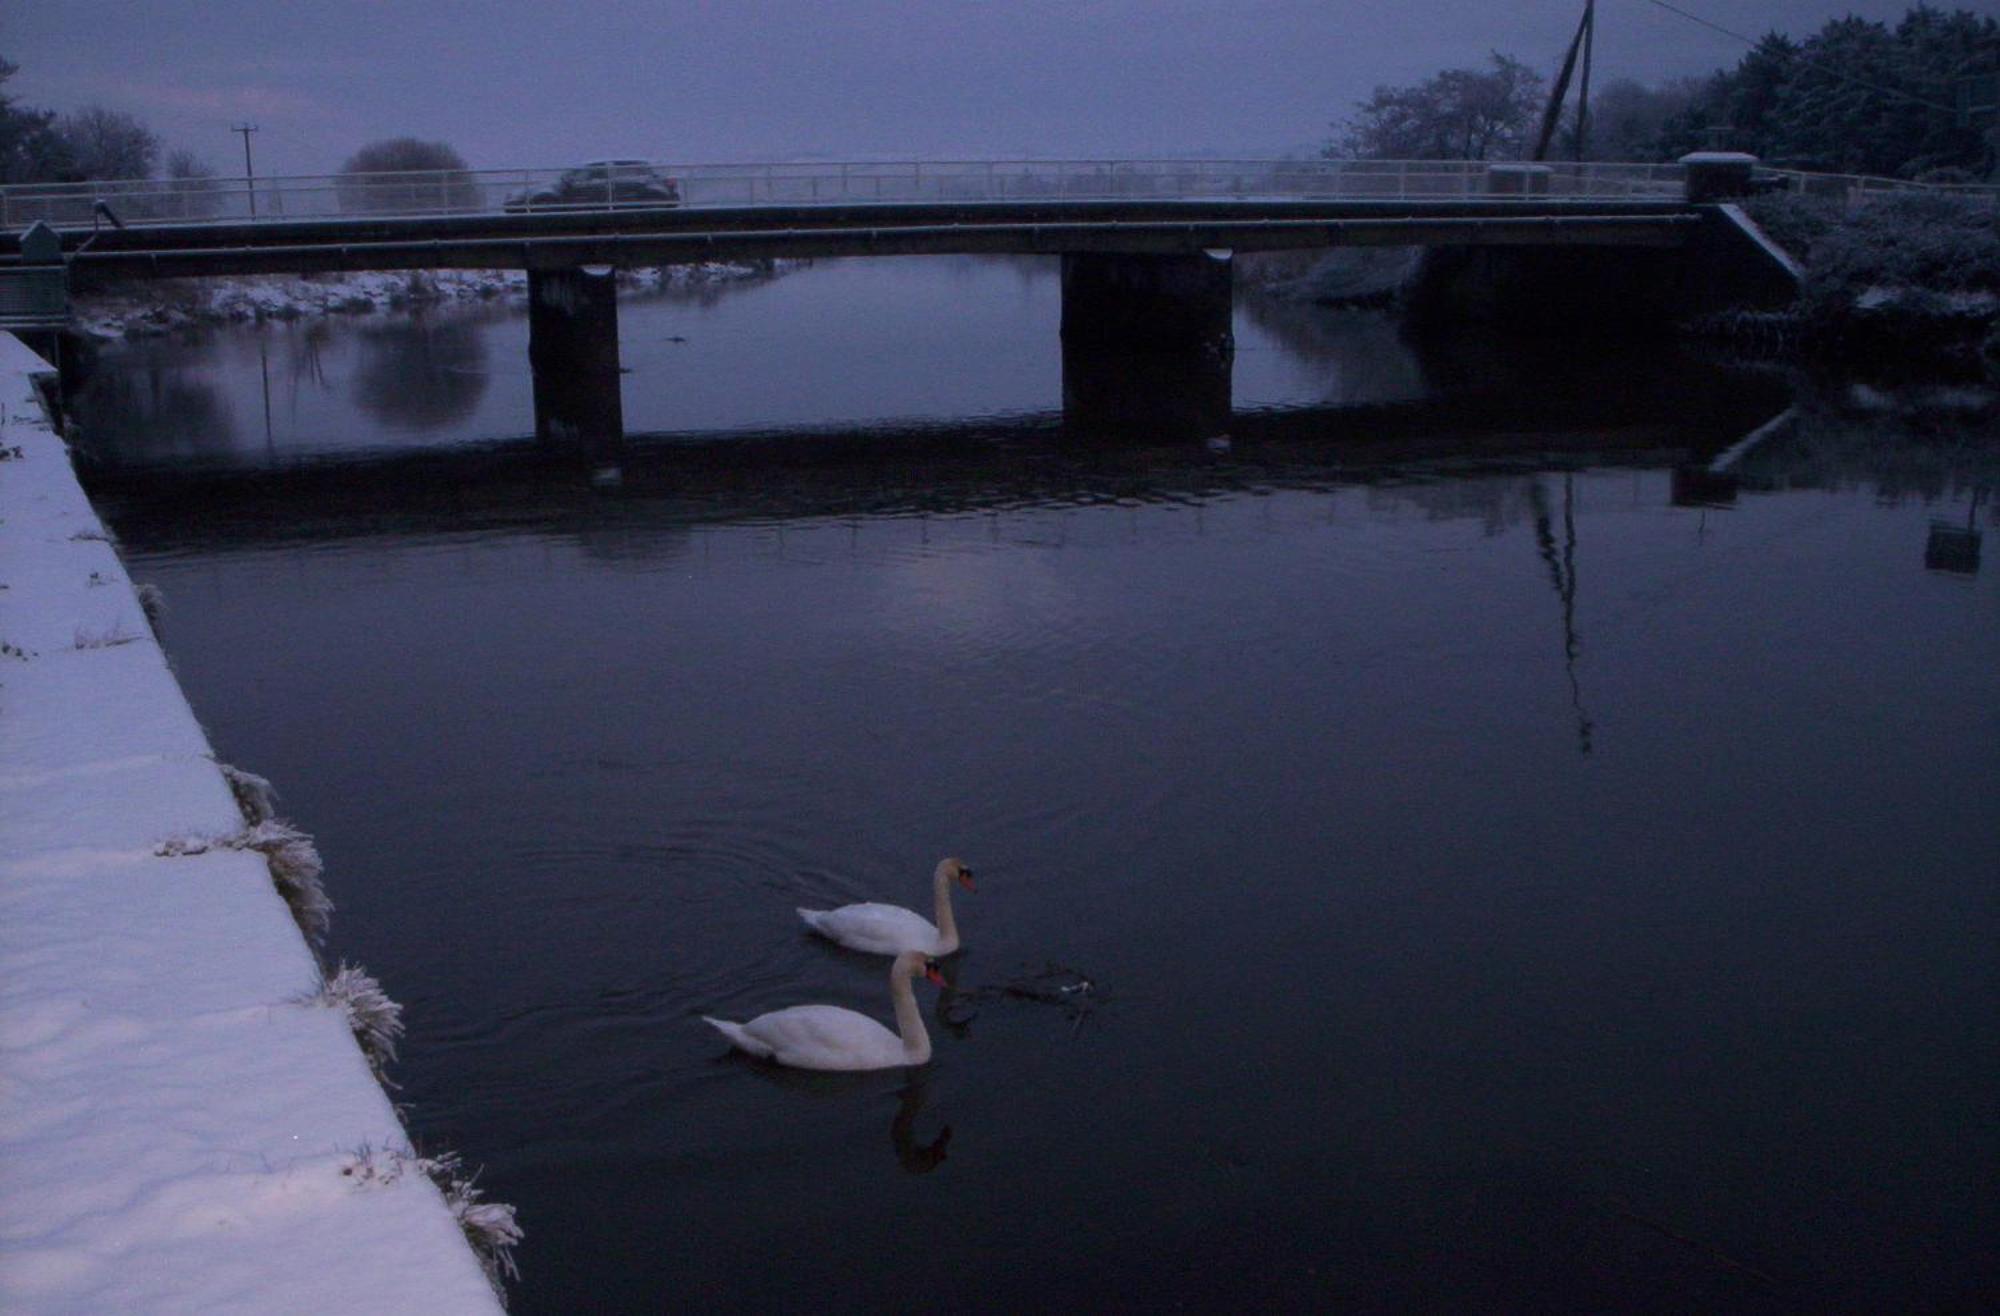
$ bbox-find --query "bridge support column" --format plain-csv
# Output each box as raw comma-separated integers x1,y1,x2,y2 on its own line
1060,251,1234,353
527,266,623,454
1059,252,1233,440
1680,151,1758,203
1061,343,1232,441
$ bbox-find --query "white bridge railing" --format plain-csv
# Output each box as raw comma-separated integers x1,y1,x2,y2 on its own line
8,158,1990,232
0,159,1692,230
1759,166,2000,204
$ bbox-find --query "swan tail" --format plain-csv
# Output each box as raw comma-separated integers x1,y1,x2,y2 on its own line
703,1016,774,1060
796,907,829,935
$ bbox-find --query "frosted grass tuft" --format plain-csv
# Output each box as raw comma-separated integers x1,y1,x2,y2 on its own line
316,963,405,1073
217,761,280,825
341,1144,524,1302
135,582,167,630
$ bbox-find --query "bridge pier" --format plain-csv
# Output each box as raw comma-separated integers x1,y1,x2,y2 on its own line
1061,342,1232,440
526,266,623,455
1060,251,1234,354
1059,251,1233,439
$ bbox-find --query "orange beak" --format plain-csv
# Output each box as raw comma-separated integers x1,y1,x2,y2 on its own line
957,869,976,892
924,962,947,987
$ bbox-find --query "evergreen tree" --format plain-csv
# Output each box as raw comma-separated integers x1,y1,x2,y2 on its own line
1652,7,1999,177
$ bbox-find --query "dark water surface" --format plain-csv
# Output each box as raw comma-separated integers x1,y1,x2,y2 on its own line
75,258,1999,1313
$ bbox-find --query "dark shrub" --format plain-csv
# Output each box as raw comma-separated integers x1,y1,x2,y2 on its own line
1799,193,2000,315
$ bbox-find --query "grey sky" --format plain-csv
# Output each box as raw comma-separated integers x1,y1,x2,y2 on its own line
9,1,1941,176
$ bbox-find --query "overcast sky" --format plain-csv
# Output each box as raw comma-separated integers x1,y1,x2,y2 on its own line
9,1,1938,176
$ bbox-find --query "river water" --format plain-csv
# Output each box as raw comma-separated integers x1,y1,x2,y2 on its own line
72,256,1999,1313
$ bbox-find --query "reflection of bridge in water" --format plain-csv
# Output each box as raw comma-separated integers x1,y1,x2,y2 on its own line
82,358,1794,556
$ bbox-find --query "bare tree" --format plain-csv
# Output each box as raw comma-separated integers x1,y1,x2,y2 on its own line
336,137,482,213
0,58,74,182
1329,54,1546,161
163,148,223,218
56,105,159,179
1582,77,1705,162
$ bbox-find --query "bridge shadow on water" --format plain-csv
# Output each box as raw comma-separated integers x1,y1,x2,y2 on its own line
79,333,1809,558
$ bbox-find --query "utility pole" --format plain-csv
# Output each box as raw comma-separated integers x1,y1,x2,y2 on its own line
232,123,259,218
1575,0,1595,163
1530,0,1595,162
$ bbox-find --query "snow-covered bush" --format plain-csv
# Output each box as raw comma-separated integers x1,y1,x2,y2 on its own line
315,963,405,1074
216,761,279,824
154,817,334,942
1800,193,2000,315
341,1145,523,1301
1740,192,1842,264
233,819,334,942
135,582,167,631
432,1152,525,1296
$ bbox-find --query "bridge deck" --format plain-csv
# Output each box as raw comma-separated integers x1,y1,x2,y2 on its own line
22,197,1702,282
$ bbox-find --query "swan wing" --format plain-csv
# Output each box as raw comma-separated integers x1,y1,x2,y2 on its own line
799,902,944,956
738,1004,907,1071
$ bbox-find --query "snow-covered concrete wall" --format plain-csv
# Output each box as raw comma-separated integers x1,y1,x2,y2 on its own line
0,333,505,1313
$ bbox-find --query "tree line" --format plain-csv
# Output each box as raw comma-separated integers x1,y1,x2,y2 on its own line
3,55,477,216
1,59,213,187
1330,5,2000,181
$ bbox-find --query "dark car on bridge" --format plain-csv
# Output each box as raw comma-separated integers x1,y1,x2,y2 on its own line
504,160,681,212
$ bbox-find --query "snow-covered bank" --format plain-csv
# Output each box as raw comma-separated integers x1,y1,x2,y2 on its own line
75,260,787,340
0,333,505,1313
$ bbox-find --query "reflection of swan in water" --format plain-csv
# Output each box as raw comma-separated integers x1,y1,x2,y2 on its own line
703,949,944,1070
798,858,975,956
890,1075,952,1174
727,1052,955,1175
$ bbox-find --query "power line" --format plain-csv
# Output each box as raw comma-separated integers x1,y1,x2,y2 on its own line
1635,0,1960,115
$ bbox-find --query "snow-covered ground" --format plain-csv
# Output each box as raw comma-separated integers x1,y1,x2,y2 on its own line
75,261,785,340
0,332,507,1313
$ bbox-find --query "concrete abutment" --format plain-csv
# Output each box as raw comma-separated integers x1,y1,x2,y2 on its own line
1407,153,1800,335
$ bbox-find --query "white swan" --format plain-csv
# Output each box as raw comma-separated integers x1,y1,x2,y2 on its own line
798,858,975,957
703,949,945,1071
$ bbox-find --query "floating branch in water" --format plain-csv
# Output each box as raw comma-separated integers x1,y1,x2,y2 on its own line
943,962,1104,1035
1608,1197,1778,1290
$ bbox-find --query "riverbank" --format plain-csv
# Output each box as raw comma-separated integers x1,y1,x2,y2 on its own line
74,260,790,340
1713,190,2000,367
1246,190,2000,371
0,332,507,1312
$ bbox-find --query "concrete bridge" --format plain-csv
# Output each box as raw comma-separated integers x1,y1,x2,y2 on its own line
5,155,1800,447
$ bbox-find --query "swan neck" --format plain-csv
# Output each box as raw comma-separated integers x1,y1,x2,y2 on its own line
890,960,931,1065
932,868,959,953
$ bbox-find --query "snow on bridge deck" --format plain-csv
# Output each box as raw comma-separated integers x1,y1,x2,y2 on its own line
0,333,502,1313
